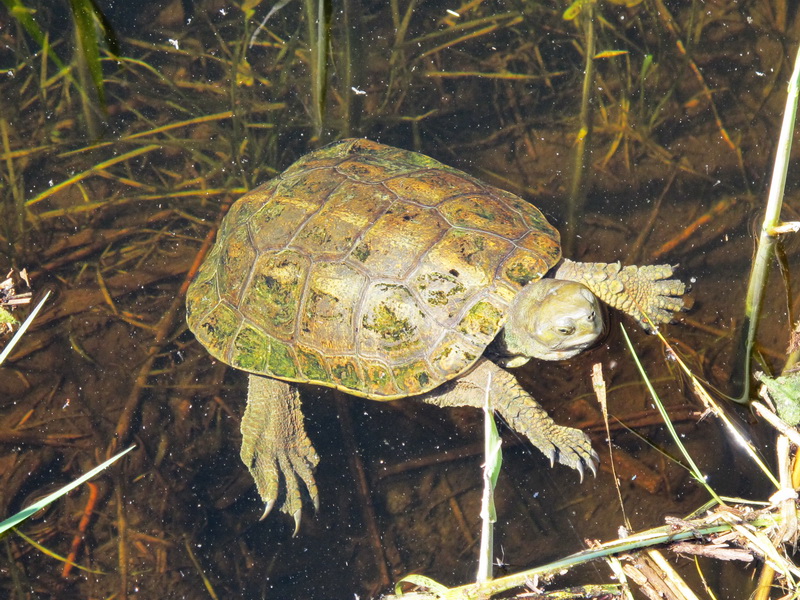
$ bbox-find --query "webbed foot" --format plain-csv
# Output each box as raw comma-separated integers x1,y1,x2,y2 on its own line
423,359,599,480
514,403,599,479
241,374,320,533
556,259,685,330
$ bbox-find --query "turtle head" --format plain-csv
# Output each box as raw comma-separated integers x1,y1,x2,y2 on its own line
496,279,605,366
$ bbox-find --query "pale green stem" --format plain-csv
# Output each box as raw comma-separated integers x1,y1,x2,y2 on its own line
304,0,329,141
735,43,800,403
394,510,785,600
341,0,353,136
564,5,595,256
476,371,501,583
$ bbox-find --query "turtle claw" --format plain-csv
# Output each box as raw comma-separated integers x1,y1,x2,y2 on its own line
440,361,599,488
586,455,598,478
241,376,321,529
632,264,686,330
539,424,598,481
259,498,276,521
246,446,319,530
292,509,302,537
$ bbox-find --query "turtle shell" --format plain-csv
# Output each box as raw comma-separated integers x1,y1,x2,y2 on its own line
186,138,561,399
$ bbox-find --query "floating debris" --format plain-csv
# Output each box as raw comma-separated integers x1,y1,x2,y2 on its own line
0,268,32,333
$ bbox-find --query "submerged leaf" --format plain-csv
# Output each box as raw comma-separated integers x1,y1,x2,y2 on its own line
242,0,265,20
563,0,592,21
594,50,629,59
758,372,800,426
69,0,105,107
1,0,66,69
0,307,16,326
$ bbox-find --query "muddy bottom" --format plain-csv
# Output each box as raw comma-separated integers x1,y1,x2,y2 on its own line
1,183,790,598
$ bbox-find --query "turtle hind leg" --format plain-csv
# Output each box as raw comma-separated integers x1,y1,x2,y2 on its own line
421,359,598,479
554,259,685,331
241,374,320,534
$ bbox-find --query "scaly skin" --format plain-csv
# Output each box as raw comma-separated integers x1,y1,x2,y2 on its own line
188,139,687,529
243,358,598,530
499,279,603,365
240,374,319,534
422,359,598,478
237,261,683,526
554,259,685,331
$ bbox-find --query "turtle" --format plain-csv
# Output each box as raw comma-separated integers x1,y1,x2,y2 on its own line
186,138,685,531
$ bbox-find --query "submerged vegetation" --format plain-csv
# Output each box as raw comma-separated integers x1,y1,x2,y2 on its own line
1,0,800,598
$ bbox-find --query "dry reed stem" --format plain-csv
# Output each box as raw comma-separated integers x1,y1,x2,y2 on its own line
60,481,99,579
108,210,225,455
652,0,738,154
653,197,735,260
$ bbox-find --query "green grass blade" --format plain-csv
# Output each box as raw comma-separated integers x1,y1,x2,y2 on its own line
87,0,120,56
69,0,106,107
620,325,723,504
0,445,135,535
0,290,50,366
13,529,105,574
1,0,66,70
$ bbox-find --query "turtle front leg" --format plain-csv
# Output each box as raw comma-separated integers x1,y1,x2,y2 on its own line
555,259,685,330
422,360,598,479
240,374,320,533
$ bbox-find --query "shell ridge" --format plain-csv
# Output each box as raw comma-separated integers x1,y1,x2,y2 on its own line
235,221,261,312
398,224,449,281
492,242,536,287
435,205,527,243
434,223,549,290
340,186,398,263
194,297,222,354
223,307,247,367
346,199,450,281
351,269,371,362
424,328,451,375
402,269,456,333
187,271,220,337
291,251,315,352
282,178,349,252
438,193,533,242
351,278,411,396
188,140,563,400
450,289,511,340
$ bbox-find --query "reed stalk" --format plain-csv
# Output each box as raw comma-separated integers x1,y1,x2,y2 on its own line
304,0,331,142
733,43,800,403
564,4,596,256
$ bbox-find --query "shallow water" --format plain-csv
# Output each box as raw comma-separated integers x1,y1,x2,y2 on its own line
0,1,797,598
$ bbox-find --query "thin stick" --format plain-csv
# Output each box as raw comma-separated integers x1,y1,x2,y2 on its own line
61,481,100,578
109,208,225,453
335,395,392,587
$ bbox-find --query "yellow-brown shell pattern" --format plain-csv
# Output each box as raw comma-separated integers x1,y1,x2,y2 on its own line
186,139,561,399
